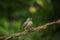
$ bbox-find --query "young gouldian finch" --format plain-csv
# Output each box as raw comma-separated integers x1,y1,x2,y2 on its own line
23,18,32,30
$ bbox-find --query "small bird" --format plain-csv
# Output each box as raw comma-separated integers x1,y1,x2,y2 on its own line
23,18,32,30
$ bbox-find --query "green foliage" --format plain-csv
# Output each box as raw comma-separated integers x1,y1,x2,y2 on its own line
0,0,60,40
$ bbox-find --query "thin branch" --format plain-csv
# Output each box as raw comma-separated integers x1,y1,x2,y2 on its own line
0,19,60,40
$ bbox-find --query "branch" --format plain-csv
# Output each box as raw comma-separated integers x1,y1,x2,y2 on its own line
0,19,60,40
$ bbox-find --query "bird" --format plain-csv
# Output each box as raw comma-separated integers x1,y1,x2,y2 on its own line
22,18,32,30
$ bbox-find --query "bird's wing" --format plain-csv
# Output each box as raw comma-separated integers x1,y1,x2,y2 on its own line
22,21,28,28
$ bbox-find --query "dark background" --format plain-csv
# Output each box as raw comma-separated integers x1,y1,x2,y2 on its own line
0,0,60,40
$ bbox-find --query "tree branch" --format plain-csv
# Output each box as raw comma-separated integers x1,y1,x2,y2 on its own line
0,19,60,40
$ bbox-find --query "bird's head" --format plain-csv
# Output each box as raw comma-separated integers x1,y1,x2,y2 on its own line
27,18,32,21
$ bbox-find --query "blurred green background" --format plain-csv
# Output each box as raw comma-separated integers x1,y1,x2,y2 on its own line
0,0,60,40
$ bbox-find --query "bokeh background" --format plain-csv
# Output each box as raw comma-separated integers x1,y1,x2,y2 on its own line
0,0,60,40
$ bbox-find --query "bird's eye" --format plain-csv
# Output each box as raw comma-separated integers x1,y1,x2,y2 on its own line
30,19,32,21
